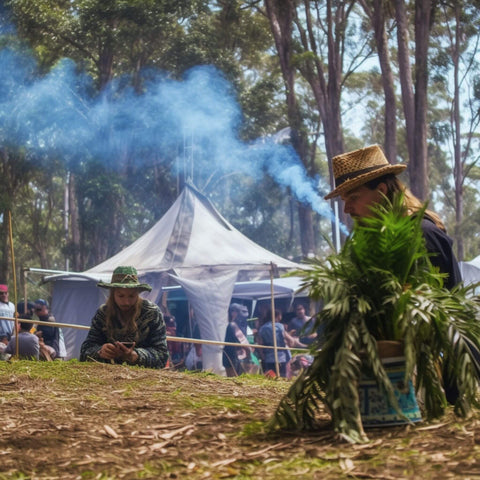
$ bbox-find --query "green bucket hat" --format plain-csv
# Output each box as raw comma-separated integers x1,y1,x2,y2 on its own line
97,266,152,292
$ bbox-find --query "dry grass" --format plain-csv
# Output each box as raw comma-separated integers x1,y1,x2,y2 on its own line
0,360,479,479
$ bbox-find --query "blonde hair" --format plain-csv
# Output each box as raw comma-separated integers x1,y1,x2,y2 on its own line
104,288,142,339
365,174,446,231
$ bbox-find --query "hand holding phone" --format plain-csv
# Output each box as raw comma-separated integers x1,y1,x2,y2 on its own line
118,341,135,348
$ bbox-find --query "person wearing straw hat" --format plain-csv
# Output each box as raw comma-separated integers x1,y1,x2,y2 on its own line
325,144,470,404
80,266,169,369
325,144,461,290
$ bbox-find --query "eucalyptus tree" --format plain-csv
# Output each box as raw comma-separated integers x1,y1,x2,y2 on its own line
258,0,379,252
428,0,480,260
358,0,397,161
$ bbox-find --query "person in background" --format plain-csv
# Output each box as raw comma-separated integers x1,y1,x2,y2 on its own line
0,284,15,339
17,301,36,318
0,331,9,359
222,303,253,376
5,317,39,360
287,303,317,346
34,299,60,360
164,314,183,367
80,266,169,369
258,309,305,378
185,320,203,371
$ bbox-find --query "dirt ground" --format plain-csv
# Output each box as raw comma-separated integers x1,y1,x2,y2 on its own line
1,361,480,480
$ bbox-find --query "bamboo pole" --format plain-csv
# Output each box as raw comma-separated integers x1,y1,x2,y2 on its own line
270,262,280,377
8,211,19,357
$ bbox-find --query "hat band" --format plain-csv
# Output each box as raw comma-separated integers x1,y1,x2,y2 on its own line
335,165,387,187
111,273,139,284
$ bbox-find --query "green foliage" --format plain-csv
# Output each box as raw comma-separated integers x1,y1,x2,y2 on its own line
269,195,480,443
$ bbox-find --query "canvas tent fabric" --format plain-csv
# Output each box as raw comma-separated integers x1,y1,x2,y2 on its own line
45,184,303,372
459,254,480,291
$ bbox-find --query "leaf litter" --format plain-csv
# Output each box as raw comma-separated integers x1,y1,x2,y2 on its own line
0,361,479,479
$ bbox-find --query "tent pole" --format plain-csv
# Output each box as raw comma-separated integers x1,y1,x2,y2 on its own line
23,268,28,316
270,263,280,377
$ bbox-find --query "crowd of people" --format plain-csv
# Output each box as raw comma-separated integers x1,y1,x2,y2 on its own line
218,300,317,379
0,284,66,361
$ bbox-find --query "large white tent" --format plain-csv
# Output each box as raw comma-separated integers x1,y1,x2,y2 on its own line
44,183,303,372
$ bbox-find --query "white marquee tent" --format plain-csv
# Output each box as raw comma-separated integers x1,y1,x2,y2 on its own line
44,183,304,372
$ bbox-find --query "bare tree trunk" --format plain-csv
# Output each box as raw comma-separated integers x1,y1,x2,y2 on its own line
264,0,316,258
295,0,350,244
0,208,11,282
68,173,82,271
393,0,415,164
451,3,463,260
394,0,432,200
412,0,431,200
362,0,397,161
298,204,315,257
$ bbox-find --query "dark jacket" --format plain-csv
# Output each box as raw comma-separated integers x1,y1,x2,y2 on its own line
80,299,169,369
421,217,461,290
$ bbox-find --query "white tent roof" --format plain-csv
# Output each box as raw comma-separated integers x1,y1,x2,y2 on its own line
85,183,301,278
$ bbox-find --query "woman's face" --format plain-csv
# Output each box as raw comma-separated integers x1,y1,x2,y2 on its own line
113,288,140,312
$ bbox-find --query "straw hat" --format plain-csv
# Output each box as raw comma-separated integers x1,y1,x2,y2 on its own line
324,145,406,200
97,266,152,292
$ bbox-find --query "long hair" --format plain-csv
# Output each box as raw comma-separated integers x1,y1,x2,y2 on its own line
104,288,143,339
364,174,446,231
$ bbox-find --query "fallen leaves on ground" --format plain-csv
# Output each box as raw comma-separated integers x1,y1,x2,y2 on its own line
0,361,479,479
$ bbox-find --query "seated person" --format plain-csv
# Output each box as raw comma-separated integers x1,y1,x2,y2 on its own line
34,299,60,359
80,266,169,369
5,318,39,360
0,331,10,360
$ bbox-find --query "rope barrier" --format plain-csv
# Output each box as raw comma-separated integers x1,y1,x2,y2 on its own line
0,315,310,352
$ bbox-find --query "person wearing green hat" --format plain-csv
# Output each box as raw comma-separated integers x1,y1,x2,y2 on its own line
80,266,169,369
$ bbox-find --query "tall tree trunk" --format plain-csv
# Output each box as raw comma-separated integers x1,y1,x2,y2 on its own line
451,2,463,260
295,0,350,245
264,0,316,258
362,0,397,161
412,0,431,200
0,208,11,282
394,0,432,201
394,0,415,165
68,173,82,271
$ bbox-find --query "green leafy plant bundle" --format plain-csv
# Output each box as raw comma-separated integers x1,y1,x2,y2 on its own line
269,195,480,443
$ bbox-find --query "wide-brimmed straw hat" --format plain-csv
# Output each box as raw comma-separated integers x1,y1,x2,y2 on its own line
324,145,406,200
97,266,152,292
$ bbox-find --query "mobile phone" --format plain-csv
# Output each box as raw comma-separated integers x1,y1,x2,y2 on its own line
119,341,134,348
